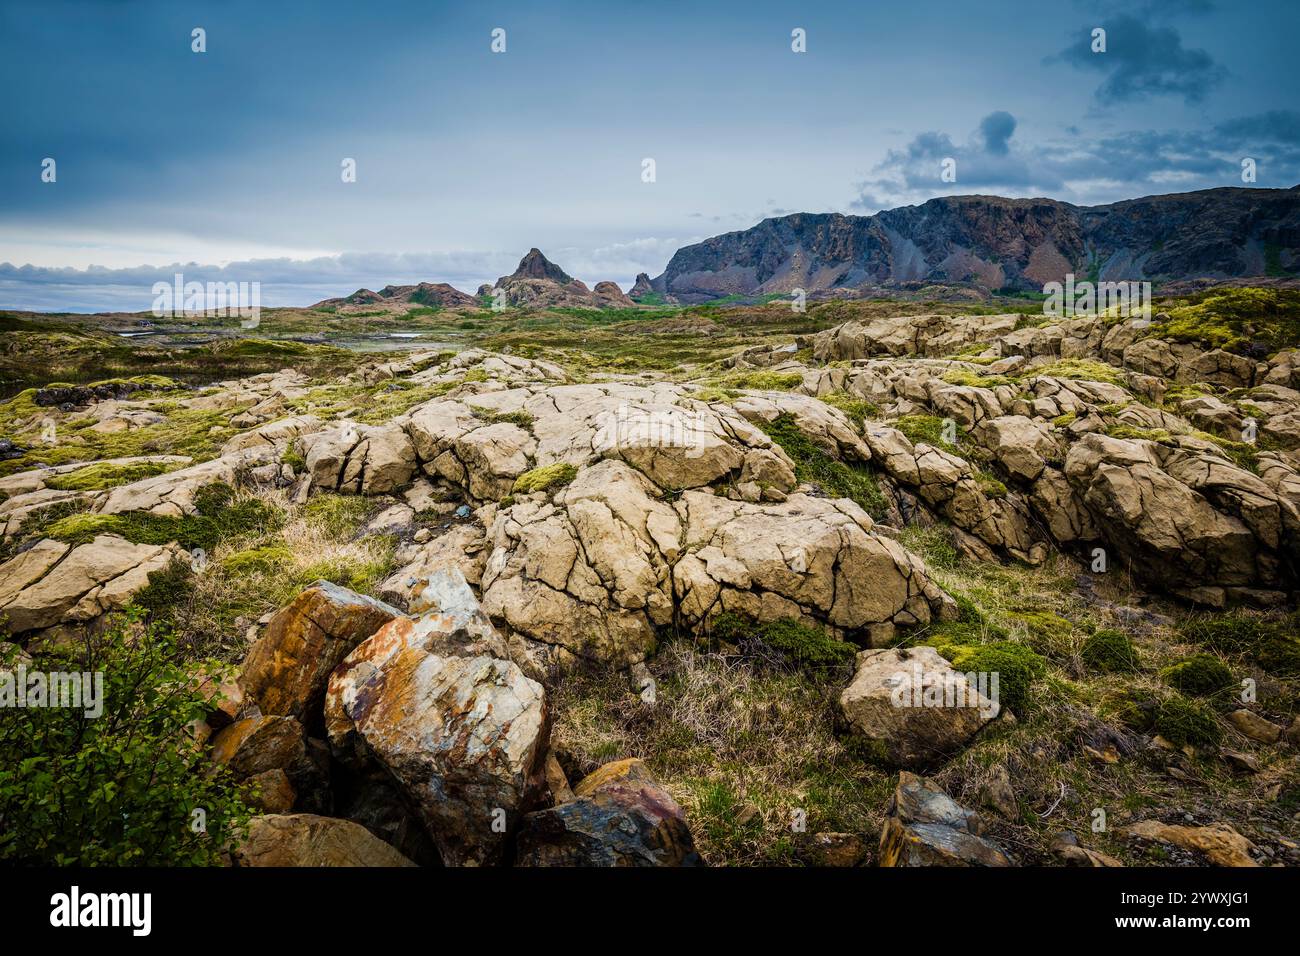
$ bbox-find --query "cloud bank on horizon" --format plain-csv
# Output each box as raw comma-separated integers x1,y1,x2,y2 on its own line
1,0,1298,311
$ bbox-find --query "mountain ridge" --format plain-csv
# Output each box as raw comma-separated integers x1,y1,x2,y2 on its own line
649,185,1300,302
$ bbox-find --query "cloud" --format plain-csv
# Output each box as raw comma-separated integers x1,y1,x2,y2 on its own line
0,240,692,313
852,112,1063,212
852,110,1300,212
1214,110,1300,146
978,111,1017,156
1050,13,1225,104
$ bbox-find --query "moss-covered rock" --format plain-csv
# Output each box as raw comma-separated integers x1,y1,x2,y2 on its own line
1160,654,1234,697
512,462,579,495
1081,629,1141,673
1107,690,1223,748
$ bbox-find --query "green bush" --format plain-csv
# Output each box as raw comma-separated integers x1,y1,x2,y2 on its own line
1161,654,1234,697
1081,629,1140,673
0,614,253,864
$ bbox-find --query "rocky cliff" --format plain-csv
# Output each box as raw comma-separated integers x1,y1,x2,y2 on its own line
653,186,1300,301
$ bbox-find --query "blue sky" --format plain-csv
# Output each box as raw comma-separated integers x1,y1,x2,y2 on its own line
2,0,1298,310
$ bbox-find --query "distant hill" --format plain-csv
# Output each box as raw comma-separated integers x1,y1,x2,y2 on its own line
312,281,477,310
651,186,1300,302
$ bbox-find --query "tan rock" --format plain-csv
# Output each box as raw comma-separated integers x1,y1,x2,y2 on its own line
234,814,415,867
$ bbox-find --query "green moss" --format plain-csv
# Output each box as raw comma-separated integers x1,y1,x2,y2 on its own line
473,408,535,428
1161,654,1234,697
1051,411,1077,428
893,414,962,450
1105,424,1173,443
757,414,887,519
818,393,880,430
709,612,857,676
513,462,579,494
41,482,281,552
1108,690,1223,748
714,370,805,392
932,640,1046,715
44,460,177,491
976,471,1008,498
1027,359,1126,386
941,369,1013,389
280,447,306,472
1080,629,1140,673
221,545,295,577
1157,287,1300,354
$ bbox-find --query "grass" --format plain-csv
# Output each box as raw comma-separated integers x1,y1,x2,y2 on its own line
549,644,888,866
130,488,397,660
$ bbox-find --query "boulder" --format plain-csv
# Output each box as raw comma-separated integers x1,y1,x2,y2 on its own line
1121,820,1258,867
209,715,328,809
878,772,1012,866
325,595,549,866
238,581,403,721
515,758,702,867
839,646,999,768
233,814,416,867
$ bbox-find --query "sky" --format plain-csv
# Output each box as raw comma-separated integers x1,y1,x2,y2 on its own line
2,0,1298,311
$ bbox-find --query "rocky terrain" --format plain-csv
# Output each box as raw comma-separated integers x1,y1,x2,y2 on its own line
651,186,1300,301
1,285,1298,867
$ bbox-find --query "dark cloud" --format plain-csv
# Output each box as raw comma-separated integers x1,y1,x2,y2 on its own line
1051,13,1225,104
978,112,1017,156
1214,110,1300,146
